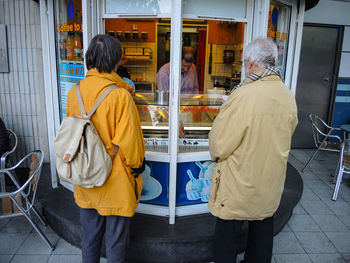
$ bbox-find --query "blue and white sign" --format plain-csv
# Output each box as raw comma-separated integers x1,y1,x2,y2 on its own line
272,6,278,26
177,160,216,205
58,63,84,118
140,161,169,205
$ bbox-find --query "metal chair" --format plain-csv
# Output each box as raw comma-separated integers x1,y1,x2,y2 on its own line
302,114,345,173
0,150,55,251
0,129,18,192
0,128,18,169
332,139,350,201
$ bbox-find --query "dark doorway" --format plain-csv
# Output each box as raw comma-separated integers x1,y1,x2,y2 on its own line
292,24,342,148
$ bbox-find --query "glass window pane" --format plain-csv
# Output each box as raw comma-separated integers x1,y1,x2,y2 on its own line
105,18,170,152
183,0,246,19
55,0,84,121
105,0,171,14
178,19,245,153
267,1,291,77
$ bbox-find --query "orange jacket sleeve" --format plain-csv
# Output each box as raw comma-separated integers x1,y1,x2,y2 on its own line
111,89,145,170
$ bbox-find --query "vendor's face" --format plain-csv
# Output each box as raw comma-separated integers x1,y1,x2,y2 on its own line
181,60,192,73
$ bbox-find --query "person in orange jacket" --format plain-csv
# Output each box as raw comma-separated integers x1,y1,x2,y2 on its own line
66,34,145,263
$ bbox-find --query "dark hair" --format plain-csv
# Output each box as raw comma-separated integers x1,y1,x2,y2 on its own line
85,34,122,73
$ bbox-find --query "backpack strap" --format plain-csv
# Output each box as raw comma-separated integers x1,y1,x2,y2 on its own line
87,86,120,119
75,84,120,119
75,84,87,117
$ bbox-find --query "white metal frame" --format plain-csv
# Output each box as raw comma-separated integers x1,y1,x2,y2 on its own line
40,0,62,188
290,0,306,95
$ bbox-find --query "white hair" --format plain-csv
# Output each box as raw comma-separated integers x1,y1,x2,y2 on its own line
244,38,278,68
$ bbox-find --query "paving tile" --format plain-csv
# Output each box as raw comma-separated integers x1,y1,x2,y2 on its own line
0,255,13,263
301,171,321,181
10,255,50,263
288,155,304,171
100,258,107,263
313,186,337,201
48,255,82,263
1,217,33,234
293,203,308,215
288,215,320,232
337,215,350,230
325,232,350,253
304,179,332,191
300,200,334,215
0,233,28,254
342,254,350,263
274,254,311,263
52,238,81,255
294,232,337,253
301,187,321,202
0,219,11,232
281,223,292,232
311,215,348,232
324,200,350,216
272,232,304,254
308,253,345,263
339,186,350,203
16,233,59,255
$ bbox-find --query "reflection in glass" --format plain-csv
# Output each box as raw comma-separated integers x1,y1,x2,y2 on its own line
106,0,171,14
105,19,171,152
55,0,84,121
267,1,291,77
179,19,245,153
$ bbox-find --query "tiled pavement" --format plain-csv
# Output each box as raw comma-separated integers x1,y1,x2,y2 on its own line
0,149,349,263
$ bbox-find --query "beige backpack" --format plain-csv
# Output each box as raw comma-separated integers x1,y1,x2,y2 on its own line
53,84,118,188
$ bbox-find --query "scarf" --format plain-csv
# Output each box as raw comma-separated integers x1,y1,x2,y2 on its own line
232,66,284,92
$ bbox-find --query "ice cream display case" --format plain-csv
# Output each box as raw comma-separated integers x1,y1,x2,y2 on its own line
133,92,223,153
133,92,223,209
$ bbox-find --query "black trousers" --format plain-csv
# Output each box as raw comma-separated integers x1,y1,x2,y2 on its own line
80,208,130,263
214,216,273,263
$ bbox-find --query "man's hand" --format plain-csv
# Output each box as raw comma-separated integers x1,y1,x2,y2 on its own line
179,124,185,138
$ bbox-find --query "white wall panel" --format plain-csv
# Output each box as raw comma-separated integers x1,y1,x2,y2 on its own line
304,0,350,26
342,27,350,52
339,52,350,77
0,0,49,163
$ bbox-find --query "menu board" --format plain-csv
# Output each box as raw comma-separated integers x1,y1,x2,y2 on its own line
58,63,84,117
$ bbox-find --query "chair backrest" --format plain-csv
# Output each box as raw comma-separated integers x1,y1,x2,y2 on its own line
310,114,329,147
0,129,18,169
341,139,350,169
0,150,44,212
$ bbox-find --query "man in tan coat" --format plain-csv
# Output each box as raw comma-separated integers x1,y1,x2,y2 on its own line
208,38,298,263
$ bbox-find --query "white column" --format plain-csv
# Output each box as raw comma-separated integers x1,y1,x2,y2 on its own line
39,0,60,188
290,0,305,95
168,0,183,224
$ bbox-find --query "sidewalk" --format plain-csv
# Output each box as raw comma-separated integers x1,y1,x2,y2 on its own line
0,149,349,263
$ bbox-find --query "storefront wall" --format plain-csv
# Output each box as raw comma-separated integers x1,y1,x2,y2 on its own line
304,0,350,130
0,0,49,163
40,0,305,224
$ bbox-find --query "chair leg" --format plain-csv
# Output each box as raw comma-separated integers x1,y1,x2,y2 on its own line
302,147,321,172
10,198,55,251
332,157,341,184
332,167,344,201
31,206,47,226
